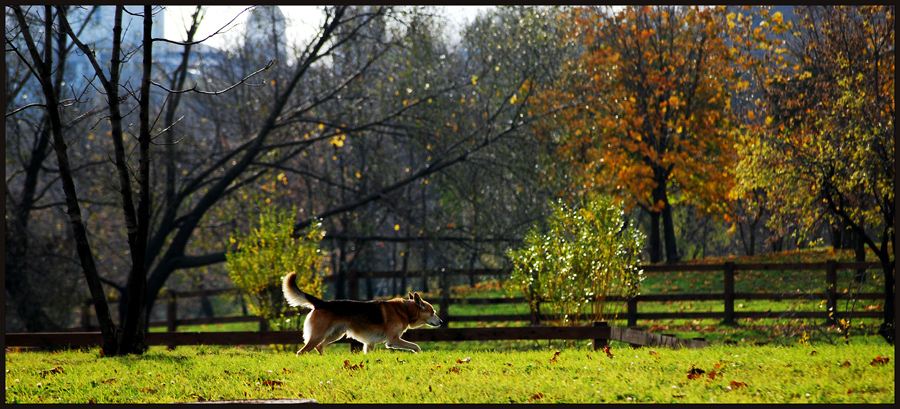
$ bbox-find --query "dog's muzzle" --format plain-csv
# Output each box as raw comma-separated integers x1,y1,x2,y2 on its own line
427,315,442,327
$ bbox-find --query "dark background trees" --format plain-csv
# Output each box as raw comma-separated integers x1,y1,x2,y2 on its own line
5,5,893,344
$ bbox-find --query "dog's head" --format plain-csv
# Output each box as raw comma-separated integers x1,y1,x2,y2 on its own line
407,292,442,328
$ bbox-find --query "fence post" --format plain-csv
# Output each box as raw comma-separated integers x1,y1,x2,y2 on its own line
592,321,609,350
723,262,736,326
259,317,269,332
439,269,450,328
825,259,838,325
627,296,638,328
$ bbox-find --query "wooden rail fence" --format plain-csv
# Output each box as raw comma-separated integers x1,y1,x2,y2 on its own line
7,321,708,350
72,260,885,333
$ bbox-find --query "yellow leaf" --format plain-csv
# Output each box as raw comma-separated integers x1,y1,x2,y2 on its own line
668,95,680,108
765,116,773,126
747,110,756,120
355,172,361,178
394,224,400,231
772,11,783,24
471,75,478,85
318,123,325,130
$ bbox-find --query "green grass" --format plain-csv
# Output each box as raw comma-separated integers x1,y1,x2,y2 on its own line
5,342,893,403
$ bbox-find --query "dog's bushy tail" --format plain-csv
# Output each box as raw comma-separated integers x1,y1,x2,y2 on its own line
282,272,325,309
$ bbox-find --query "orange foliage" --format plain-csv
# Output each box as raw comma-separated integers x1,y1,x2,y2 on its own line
533,6,737,218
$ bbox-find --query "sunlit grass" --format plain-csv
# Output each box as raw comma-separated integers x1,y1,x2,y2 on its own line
5,343,893,403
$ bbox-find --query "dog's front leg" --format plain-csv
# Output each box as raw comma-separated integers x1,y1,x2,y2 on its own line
385,337,421,353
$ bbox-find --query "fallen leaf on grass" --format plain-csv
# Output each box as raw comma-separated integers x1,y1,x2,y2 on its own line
530,392,544,401
840,360,852,367
708,370,720,380
687,365,706,380
870,357,890,366
447,367,460,374
730,381,747,389
39,366,64,377
604,346,614,359
260,380,283,388
809,350,817,356
343,360,365,371
550,351,561,363
101,378,116,384
141,387,158,394
649,350,659,356
457,357,472,364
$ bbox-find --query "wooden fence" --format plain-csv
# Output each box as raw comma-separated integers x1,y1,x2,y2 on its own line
7,321,708,350
73,260,885,332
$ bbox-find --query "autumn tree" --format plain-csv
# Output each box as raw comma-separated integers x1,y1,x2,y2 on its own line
534,6,738,263
728,6,894,343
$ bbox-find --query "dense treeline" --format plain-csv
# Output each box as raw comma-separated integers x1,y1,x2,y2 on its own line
5,5,893,347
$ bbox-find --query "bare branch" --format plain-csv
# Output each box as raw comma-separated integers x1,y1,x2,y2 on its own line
152,6,254,46
150,59,274,95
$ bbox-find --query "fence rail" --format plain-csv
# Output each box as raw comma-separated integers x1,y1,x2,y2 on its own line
6,321,709,350
73,260,886,332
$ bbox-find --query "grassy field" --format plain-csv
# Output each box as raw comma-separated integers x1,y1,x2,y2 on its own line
7,248,893,403
5,342,893,403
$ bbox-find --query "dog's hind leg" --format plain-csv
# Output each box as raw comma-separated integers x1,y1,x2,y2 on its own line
298,335,325,355
314,330,346,355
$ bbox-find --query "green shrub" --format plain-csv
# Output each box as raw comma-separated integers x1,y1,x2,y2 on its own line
507,194,645,326
225,202,324,332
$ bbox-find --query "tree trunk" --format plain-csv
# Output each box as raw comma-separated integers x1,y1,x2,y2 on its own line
119,5,154,355
14,5,119,355
661,196,680,264
648,209,662,263
650,165,679,263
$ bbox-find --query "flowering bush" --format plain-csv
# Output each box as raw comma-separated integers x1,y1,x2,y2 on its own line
507,194,644,326
225,202,324,332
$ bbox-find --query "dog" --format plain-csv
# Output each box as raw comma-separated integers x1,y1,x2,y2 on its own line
282,272,442,354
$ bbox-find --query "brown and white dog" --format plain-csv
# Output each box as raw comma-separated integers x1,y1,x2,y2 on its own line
282,272,442,354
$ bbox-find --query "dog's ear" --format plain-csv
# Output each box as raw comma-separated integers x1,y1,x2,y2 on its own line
413,292,425,308
408,292,415,300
